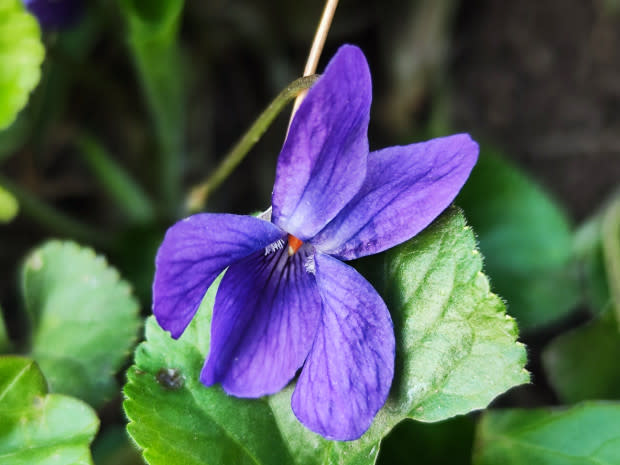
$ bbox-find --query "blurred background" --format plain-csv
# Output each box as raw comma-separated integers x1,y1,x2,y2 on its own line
1,0,619,463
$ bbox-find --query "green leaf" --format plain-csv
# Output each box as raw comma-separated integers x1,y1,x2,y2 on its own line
118,0,184,29
378,207,529,422
542,308,620,403
574,194,620,316
117,0,185,215
473,402,620,464
0,0,45,130
601,197,620,321
125,208,527,464
457,149,578,329
22,241,140,407
0,356,99,465
0,303,10,353
0,184,18,222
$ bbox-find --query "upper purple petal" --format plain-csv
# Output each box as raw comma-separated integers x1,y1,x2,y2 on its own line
271,45,371,240
311,134,479,260
291,253,395,441
201,244,322,397
153,214,283,339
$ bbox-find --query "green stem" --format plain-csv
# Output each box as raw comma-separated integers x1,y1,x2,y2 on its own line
602,197,620,323
120,1,186,217
130,36,184,217
0,174,108,247
76,133,155,224
186,74,320,213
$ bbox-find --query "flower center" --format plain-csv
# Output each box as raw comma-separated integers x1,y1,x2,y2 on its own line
287,234,303,256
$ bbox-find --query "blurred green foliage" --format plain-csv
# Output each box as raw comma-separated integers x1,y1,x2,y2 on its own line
457,148,579,330
0,356,99,465
0,0,44,129
22,241,140,408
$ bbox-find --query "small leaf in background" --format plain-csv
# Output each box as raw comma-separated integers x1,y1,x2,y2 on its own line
377,415,475,465
0,304,10,353
0,0,45,130
473,402,620,465
601,197,620,320
574,195,620,316
543,308,620,403
583,240,611,313
22,241,140,407
0,184,18,222
125,207,527,465
457,148,579,330
0,356,99,465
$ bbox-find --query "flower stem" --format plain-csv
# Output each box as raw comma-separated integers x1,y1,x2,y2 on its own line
185,75,320,213
289,0,340,124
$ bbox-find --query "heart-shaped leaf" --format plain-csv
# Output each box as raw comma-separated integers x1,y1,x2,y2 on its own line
543,308,620,403
0,356,99,465
22,241,140,407
124,207,528,464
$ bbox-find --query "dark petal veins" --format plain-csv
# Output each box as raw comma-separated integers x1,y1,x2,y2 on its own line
312,134,479,260
201,245,322,397
271,45,371,240
292,253,395,441
153,214,283,339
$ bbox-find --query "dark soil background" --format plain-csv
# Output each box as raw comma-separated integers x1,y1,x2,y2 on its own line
453,0,620,222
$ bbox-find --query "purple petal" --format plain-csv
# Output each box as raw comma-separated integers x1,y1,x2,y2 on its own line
292,253,394,440
271,45,371,240
201,244,322,397
312,134,479,260
23,0,83,29
153,214,283,339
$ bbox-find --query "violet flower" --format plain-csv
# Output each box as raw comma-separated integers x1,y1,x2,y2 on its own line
153,45,478,440
23,0,82,29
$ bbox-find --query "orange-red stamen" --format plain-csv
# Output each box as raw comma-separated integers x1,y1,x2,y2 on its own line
287,234,303,256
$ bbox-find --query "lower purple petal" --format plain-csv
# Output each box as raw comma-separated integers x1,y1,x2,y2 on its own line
311,134,478,260
153,214,283,339
201,244,322,397
292,253,395,440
